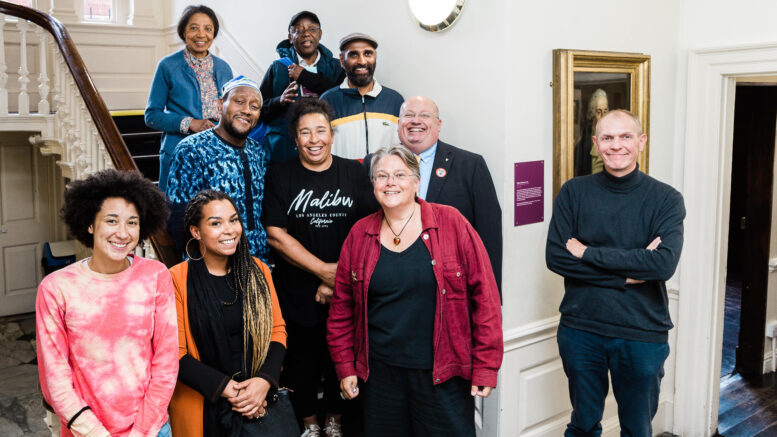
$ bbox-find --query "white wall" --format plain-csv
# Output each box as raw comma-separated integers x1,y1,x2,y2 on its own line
500,2,684,434
503,0,683,327
167,0,507,190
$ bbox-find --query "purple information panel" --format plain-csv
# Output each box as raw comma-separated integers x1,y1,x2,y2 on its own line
514,160,544,226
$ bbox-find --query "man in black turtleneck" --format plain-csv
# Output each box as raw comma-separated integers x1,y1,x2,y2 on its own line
546,109,685,437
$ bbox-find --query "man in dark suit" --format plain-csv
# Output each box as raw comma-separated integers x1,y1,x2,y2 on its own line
367,95,502,292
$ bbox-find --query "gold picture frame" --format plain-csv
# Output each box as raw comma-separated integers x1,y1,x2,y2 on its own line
552,49,651,196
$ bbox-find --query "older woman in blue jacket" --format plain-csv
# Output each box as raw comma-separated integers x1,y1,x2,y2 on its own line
145,4,233,191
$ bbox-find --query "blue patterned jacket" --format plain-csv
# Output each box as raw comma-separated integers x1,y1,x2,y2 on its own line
166,129,269,262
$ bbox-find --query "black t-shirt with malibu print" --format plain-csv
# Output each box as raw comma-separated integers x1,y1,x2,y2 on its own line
262,155,378,326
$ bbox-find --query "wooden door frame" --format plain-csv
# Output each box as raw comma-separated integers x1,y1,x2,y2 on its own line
675,43,777,436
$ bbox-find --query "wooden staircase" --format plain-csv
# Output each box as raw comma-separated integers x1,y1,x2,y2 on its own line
111,110,162,184
0,0,178,267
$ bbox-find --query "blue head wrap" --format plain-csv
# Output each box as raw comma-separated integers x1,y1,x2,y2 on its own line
221,75,261,98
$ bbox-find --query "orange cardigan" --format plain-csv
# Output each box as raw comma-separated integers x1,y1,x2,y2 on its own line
167,259,287,437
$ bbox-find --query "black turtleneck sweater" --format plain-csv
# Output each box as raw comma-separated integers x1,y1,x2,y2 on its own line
546,167,685,342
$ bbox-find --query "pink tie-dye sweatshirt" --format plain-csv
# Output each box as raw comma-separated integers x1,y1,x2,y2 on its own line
36,255,179,437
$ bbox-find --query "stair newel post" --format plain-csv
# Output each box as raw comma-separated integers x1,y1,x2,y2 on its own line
36,27,49,114
16,18,29,115
0,14,8,116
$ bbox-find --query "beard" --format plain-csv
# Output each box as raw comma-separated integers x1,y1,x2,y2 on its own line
222,117,253,141
346,61,376,87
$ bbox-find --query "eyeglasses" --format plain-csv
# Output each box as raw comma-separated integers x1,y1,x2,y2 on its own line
373,171,415,184
291,25,321,36
400,112,437,121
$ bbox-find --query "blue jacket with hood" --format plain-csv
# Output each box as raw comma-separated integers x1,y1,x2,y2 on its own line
259,40,344,163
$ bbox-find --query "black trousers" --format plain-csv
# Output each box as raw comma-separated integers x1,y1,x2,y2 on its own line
281,319,345,418
363,358,475,437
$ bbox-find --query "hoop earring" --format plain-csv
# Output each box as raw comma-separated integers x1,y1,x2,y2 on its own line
185,238,205,261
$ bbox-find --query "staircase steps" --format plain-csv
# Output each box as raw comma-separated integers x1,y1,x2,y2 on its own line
111,110,161,183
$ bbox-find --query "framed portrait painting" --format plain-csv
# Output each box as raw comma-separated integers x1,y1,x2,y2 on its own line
552,50,651,196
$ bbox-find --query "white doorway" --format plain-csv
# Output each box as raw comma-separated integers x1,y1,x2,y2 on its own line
674,44,777,436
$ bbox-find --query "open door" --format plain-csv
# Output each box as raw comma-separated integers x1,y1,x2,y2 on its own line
730,85,777,377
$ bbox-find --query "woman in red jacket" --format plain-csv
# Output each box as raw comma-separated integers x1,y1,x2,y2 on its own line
326,144,503,437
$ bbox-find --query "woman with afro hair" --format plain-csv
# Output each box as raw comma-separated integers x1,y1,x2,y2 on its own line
36,169,179,437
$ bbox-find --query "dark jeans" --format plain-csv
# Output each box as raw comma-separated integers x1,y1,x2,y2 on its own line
281,320,344,418
362,358,475,437
556,324,669,437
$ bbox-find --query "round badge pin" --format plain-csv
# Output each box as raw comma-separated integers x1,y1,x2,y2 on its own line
436,168,447,177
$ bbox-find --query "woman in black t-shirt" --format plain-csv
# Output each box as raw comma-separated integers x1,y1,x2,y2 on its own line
263,98,377,436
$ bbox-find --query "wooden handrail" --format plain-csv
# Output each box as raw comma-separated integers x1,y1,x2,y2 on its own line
0,1,135,170
0,1,179,267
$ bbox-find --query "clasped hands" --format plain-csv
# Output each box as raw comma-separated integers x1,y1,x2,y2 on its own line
566,236,662,285
222,377,271,419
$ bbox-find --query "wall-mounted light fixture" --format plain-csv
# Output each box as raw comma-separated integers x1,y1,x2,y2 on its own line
408,0,465,32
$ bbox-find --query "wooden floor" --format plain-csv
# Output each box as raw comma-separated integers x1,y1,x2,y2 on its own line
718,373,777,436
717,275,777,436
721,275,742,377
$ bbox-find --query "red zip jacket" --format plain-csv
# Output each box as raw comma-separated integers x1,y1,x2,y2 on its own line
327,199,503,387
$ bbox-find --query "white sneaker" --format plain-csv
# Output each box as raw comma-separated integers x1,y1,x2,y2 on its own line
301,423,321,437
323,417,343,437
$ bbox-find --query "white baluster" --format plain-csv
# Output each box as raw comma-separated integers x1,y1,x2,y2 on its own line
93,129,104,171
51,42,64,114
88,119,97,172
36,28,50,114
0,14,8,116
65,81,78,169
126,0,135,25
16,19,30,115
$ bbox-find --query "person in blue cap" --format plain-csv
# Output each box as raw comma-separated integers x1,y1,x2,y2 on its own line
166,76,271,263
258,11,345,164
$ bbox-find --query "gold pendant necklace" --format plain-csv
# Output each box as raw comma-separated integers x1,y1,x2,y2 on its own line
384,206,415,245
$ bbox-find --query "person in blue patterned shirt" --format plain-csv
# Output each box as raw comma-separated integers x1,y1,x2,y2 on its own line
166,76,270,262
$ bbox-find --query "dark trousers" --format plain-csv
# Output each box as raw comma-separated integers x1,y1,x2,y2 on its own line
281,319,344,418
556,324,670,437
362,358,475,437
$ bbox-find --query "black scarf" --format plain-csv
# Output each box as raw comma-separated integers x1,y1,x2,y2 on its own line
187,258,246,437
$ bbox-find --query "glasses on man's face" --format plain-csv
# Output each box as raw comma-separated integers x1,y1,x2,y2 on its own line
400,112,437,121
373,171,414,184
291,25,321,36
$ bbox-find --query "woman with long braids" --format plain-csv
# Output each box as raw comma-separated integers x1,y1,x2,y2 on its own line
168,189,289,437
